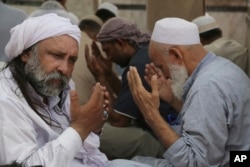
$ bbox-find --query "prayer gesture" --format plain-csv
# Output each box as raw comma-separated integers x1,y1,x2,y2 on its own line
70,82,110,139
127,66,161,124
85,42,112,78
144,63,175,104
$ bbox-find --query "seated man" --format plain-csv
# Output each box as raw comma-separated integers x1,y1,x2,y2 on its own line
86,17,178,159
0,13,109,166
128,17,250,167
72,15,103,105
95,2,118,23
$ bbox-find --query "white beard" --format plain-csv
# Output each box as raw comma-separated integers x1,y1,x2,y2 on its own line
168,64,188,101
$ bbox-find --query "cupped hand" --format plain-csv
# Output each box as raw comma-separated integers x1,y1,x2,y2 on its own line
144,63,175,104
70,82,109,139
127,66,161,123
85,42,112,78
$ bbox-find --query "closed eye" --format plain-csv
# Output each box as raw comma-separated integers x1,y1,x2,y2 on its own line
69,56,78,64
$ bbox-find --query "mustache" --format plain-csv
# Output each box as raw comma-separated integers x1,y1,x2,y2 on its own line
43,71,69,84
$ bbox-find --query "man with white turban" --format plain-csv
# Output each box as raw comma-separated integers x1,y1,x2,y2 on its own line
0,13,154,167
0,13,111,167
127,17,250,167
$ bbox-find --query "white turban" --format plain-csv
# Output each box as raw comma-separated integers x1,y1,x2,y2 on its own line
5,13,81,61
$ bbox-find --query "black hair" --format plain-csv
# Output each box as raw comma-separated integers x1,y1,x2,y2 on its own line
199,28,222,43
4,46,68,130
95,9,115,22
78,19,101,32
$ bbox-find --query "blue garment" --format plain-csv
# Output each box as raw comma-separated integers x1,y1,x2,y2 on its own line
164,52,250,167
0,2,27,62
114,47,177,130
133,51,250,167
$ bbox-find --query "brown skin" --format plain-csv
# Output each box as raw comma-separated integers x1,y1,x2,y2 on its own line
85,39,136,127
22,35,109,140
127,40,207,149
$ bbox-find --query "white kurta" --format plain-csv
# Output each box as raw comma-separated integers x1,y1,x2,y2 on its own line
0,68,107,167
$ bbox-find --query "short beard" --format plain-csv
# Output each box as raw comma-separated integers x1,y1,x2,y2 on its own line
24,45,69,97
168,64,188,101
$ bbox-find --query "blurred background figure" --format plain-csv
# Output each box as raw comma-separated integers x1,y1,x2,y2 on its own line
29,0,79,25
192,15,249,76
78,15,103,41
95,2,118,23
72,15,103,105
0,0,27,62
94,2,124,77
85,17,178,160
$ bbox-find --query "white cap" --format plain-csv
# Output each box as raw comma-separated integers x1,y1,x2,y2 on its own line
192,15,219,33
98,2,118,16
151,17,200,45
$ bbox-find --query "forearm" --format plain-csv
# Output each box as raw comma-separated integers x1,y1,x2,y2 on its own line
9,128,82,167
25,129,107,167
147,111,180,149
95,72,121,96
106,71,122,95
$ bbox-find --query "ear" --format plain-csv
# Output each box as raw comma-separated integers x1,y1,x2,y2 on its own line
21,51,31,63
115,38,126,48
169,47,184,65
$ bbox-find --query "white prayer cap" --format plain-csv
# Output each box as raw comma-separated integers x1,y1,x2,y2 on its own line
5,13,81,61
98,2,118,16
192,15,219,33
151,17,200,45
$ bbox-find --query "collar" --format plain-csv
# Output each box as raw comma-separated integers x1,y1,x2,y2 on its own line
27,81,71,110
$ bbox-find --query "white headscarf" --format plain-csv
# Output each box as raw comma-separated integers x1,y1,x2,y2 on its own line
5,13,81,61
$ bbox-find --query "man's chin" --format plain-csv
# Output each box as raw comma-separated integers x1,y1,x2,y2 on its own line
37,84,65,97
39,89,61,97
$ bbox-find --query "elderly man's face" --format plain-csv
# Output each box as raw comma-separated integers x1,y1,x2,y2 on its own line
23,35,78,97
148,42,171,79
149,42,188,101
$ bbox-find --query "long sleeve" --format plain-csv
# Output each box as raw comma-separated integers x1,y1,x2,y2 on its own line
25,128,83,167
0,94,107,167
164,83,228,167
0,98,81,167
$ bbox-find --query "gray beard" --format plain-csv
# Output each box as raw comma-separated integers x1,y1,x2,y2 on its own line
24,47,69,97
169,64,188,101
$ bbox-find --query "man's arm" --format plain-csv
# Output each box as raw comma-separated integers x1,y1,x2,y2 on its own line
127,67,180,149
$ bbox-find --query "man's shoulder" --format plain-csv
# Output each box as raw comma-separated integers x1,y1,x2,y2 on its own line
130,47,150,65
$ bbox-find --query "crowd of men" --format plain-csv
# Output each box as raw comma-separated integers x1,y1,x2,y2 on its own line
0,1,250,167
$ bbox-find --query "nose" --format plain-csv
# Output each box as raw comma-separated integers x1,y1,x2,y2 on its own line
57,60,68,75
